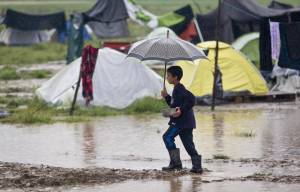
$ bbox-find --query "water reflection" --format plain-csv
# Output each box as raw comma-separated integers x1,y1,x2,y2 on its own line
82,123,96,166
60,178,300,192
0,104,299,170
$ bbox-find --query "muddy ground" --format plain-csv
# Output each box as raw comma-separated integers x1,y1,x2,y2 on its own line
1,158,299,191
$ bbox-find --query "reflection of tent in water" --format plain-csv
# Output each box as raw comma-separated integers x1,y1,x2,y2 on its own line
176,41,269,99
0,9,66,45
196,0,286,43
232,32,260,68
36,48,163,109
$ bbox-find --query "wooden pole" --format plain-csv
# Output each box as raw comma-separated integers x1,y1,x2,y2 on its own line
211,0,222,111
69,72,81,116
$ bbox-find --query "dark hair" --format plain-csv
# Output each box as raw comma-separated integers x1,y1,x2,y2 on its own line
167,66,183,81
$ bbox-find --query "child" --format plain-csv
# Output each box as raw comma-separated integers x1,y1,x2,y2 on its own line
161,66,202,173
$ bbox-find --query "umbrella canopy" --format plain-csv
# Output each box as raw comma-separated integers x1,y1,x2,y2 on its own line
128,36,206,62
127,31,207,87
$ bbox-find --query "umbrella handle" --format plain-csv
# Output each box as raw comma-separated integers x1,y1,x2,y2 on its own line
163,62,167,89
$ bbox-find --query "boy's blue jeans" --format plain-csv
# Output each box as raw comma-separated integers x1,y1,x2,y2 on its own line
162,126,199,157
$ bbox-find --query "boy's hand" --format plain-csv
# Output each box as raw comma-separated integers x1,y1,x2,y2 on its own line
161,88,168,98
172,107,181,118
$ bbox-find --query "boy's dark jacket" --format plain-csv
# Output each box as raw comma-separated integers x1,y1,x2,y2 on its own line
165,83,196,129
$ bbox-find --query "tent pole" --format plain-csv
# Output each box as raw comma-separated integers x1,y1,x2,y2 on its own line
211,0,222,111
69,72,81,116
193,18,204,42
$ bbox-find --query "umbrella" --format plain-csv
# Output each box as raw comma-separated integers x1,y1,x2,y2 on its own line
127,30,207,87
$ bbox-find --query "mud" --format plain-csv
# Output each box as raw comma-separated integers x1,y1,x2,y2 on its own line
0,161,191,189
0,160,299,191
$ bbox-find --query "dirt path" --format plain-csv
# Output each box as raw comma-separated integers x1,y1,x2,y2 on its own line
0,161,191,189
1,159,299,190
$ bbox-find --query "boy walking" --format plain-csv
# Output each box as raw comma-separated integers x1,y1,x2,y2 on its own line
161,66,202,173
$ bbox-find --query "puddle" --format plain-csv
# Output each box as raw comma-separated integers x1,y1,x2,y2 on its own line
62,180,300,192
1,104,299,170
0,103,300,190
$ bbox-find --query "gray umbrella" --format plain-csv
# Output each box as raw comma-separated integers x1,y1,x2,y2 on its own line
127,31,207,87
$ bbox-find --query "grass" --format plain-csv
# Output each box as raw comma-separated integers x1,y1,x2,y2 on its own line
0,66,20,80
0,43,67,66
213,154,230,160
0,66,52,80
234,128,256,137
0,97,167,124
20,70,53,79
0,97,33,108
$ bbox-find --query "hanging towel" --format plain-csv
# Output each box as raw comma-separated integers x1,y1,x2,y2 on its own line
285,22,300,60
278,23,300,70
270,22,281,62
81,45,99,105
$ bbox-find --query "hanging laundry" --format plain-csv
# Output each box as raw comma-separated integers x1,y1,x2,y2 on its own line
4,9,66,32
278,23,300,71
285,22,300,60
270,22,281,62
66,13,84,64
81,45,99,105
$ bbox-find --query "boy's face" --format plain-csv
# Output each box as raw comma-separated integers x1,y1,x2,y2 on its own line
166,72,178,84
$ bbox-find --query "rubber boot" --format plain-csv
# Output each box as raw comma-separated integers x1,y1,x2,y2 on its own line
190,155,203,174
162,148,182,171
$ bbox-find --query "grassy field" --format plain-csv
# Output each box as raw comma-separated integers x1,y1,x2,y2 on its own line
0,0,300,65
0,97,167,124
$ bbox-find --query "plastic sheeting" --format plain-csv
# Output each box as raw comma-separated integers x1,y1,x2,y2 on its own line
124,0,158,29
88,20,129,38
0,27,55,45
36,48,163,109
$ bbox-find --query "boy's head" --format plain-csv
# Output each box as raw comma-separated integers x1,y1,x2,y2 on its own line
166,66,183,84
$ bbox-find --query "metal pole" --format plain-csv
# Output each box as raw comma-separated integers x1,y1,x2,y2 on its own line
163,30,170,88
193,18,204,42
163,61,167,88
211,0,222,111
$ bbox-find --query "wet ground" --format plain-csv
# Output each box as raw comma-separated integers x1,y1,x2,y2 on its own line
0,103,300,191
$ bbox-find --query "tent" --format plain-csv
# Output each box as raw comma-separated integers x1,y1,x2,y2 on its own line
196,0,287,43
176,41,269,98
0,28,56,45
83,0,129,38
123,0,158,29
146,27,178,39
158,5,195,37
232,32,260,68
268,1,294,10
36,48,163,109
0,9,66,45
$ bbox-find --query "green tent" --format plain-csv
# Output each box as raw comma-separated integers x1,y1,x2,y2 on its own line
232,32,260,69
